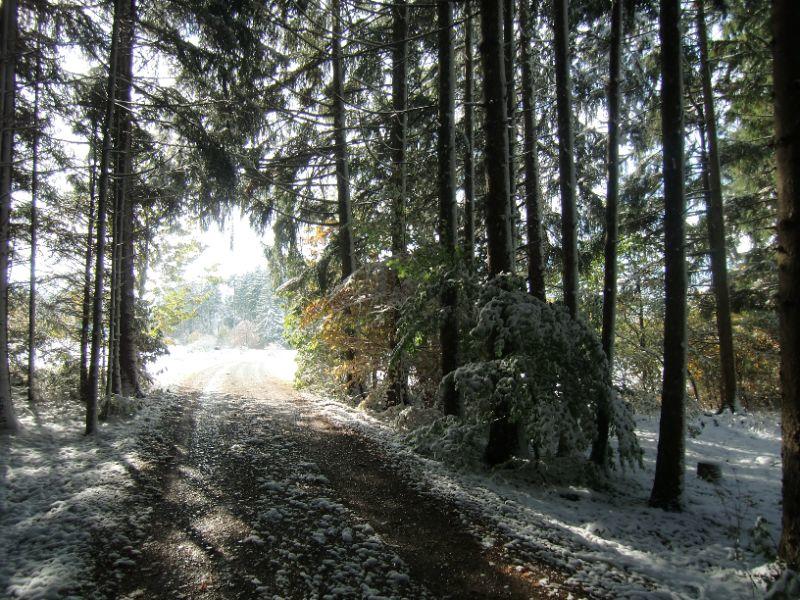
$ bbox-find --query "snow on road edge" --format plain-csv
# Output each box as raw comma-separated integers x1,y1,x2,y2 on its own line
298,373,782,599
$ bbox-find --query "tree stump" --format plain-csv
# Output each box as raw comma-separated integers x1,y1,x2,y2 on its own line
697,461,722,483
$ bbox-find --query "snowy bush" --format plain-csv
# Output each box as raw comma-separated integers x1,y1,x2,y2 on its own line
449,279,641,467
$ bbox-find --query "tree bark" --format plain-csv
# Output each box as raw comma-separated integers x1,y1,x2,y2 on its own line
773,0,800,571
116,0,140,398
463,0,476,268
28,19,42,405
519,0,545,300
331,0,360,398
649,0,687,511
386,0,410,407
696,0,737,414
552,0,578,318
86,0,123,435
0,0,19,432
438,0,460,417
503,0,517,265
332,0,355,281
80,118,98,400
481,0,513,278
481,0,520,464
591,0,623,467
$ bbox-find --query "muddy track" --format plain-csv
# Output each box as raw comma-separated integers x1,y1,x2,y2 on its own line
91,351,572,599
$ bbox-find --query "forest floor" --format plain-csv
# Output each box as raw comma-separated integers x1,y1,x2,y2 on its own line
0,346,785,599
89,348,569,600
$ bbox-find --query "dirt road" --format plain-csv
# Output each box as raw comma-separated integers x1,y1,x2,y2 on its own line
94,348,566,599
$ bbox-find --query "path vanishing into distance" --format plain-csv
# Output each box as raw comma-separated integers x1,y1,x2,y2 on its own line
91,348,572,600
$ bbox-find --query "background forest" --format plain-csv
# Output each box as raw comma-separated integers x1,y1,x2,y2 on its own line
0,0,798,584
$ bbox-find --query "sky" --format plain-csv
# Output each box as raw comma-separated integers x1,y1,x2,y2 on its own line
182,208,273,282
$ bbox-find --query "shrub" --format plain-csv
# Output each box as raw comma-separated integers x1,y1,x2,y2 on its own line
449,279,641,468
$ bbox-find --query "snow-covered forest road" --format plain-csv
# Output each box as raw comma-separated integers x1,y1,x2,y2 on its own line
95,348,566,599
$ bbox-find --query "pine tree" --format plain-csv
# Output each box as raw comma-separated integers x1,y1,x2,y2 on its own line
115,0,140,398
519,0,545,299
650,0,688,511
695,0,737,414
438,0,460,416
0,0,19,433
773,0,800,571
463,0,476,267
386,0,410,407
552,0,578,317
27,15,43,405
481,0,521,465
86,0,124,435
591,0,624,467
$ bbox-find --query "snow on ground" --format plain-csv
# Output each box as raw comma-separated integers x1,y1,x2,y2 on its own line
150,341,297,389
0,399,166,599
303,378,783,598
1,345,783,600
155,346,786,598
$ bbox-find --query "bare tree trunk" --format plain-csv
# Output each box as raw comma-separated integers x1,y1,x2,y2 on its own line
0,0,19,433
773,0,800,571
519,0,545,300
86,0,123,435
552,0,578,318
650,0,687,511
481,0,513,278
591,0,623,467
117,0,140,398
503,0,517,265
386,0,409,407
696,0,737,414
331,0,360,398
438,0,461,416
332,0,354,281
107,174,123,400
80,120,98,400
481,0,521,465
27,19,42,405
463,0,476,268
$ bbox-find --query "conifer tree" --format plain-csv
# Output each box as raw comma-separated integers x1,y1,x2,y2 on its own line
86,0,124,435
481,0,521,465
0,0,19,433
650,0,688,510
773,0,800,571
438,0,460,416
591,0,624,467
695,0,737,414
552,0,578,317
519,0,545,299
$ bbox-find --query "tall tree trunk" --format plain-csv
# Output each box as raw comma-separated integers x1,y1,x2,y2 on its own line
503,0,517,265
463,0,476,267
773,0,800,571
331,0,359,397
86,0,123,435
0,0,19,432
552,0,578,317
519,0,545,300
106,169,122,399
332,0,354,281
696,0,737,414
80,120,98,400
386,0,409,407
481,0,521,464
591,0,623,467
28,19,42,405
438,0,460,416
649,0,687,511
117,0,140,398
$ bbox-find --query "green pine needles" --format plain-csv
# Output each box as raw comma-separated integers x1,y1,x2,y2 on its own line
449,278,642,469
